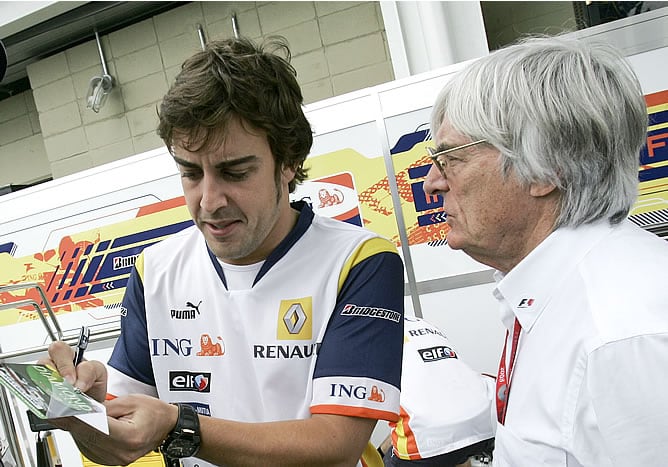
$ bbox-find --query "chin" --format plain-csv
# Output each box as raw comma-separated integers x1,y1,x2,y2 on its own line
206,239,235,260
445,234,464,251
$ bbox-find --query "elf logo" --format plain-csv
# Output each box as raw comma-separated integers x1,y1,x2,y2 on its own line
169,371,211,392
418,345,457,362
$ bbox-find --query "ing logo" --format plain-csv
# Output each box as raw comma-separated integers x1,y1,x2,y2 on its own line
277,297,312,340
368,385,385,402
329,383,386,403
196,334,225,356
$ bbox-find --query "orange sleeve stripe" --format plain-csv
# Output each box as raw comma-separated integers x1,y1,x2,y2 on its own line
311,404,399,422
394,406,421,460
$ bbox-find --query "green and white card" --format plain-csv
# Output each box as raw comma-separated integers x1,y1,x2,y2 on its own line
0,363,108,433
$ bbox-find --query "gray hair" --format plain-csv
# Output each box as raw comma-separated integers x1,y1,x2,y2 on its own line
430,34,648,228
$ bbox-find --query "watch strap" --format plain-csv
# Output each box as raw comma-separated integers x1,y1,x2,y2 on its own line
160,402,201,459
175,402,199,432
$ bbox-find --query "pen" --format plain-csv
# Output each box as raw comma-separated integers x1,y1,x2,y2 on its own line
73,326,90,366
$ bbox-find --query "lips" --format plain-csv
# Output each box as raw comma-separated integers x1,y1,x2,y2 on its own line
202,219,240,237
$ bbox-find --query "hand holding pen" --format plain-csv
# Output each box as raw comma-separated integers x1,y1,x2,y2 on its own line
38,325,108,402
73,326,90,367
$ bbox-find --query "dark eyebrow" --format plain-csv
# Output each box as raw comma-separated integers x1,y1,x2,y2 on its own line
173,156,198,169
434,142,457,153
173,154,259,170
434,140,486,154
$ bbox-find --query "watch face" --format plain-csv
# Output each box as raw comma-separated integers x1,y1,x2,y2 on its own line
163,404,201,459
166,438,197,458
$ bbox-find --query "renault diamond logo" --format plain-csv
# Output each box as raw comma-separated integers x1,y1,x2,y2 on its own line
283,303,307,334
277,297,312,340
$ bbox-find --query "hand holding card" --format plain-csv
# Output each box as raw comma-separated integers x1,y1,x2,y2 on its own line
0,363,108,434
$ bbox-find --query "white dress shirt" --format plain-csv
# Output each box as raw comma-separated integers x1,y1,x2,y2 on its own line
492,220,668,466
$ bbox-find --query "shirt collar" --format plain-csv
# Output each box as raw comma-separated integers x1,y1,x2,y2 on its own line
207,201,315,288
493,220,613,333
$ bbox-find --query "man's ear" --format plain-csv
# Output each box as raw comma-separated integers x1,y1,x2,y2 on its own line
281,164,297,182
529,182,557,198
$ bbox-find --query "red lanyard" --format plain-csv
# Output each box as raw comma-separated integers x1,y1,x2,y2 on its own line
496,318,521,425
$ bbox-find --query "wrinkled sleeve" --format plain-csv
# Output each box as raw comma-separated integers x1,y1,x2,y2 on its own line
587,333,668,465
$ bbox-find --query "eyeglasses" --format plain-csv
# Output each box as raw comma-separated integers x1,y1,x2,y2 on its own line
427,139,487,177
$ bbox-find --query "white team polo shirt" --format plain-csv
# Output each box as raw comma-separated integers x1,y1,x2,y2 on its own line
492,220,668,466
391,316,495,460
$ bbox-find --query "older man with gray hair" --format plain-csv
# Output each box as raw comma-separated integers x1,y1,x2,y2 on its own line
423,34,668,466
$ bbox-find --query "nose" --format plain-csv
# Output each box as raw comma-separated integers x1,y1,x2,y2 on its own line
422,162,449,197
199,174,228,214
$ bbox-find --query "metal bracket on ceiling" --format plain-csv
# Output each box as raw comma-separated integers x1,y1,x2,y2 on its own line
231,12,240,39
196,12,239,50
86,30,115,113
197,24,207,50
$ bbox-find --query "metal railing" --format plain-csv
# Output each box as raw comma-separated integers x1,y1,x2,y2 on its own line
0,282,62,342
0,282,120,466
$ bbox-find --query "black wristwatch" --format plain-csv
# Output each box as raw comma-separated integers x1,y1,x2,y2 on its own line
160,403,201,461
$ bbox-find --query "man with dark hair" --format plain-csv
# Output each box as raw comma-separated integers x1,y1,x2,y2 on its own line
424,34,668,465
43,36,404,467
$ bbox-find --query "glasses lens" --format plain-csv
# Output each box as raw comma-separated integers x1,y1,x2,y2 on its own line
430,154,446,174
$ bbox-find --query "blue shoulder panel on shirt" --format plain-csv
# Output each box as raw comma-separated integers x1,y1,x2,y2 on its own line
314,249,405,389
108,258,156,386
